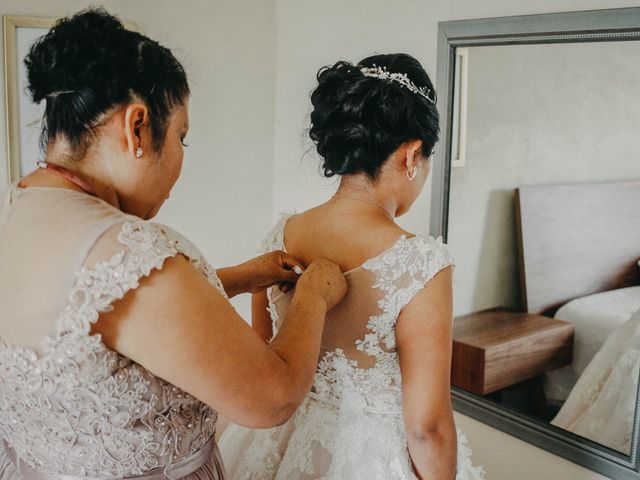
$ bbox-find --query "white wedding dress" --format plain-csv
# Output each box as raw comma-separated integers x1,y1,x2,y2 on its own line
552,308,640,453
219,214,484,480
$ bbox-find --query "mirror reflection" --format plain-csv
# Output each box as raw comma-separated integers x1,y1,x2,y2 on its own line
448,41,640,454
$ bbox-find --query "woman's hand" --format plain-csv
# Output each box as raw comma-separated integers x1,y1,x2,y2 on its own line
295,258,347,310
216,251,304,298
245,251,305,294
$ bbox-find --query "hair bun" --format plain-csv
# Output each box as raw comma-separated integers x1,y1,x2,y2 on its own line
314,61,363,94
25,8,129,103
310,61,376,177
22,7,189,159
309,54,439,180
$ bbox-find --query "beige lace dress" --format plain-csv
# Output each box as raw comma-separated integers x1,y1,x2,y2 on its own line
0,185,227,479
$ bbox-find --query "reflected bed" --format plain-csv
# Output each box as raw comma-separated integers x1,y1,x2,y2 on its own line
546,286,640,402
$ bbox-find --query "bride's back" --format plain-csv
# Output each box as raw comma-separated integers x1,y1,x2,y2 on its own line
277,204,413,369
265,204,452,414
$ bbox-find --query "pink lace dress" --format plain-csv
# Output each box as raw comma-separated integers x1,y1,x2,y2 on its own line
0,185,227,479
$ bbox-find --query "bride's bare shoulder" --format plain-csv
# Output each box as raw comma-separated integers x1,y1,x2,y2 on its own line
282,204,416,271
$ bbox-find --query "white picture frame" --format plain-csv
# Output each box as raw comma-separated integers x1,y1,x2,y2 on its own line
3,15,135,186
451,47,468,168
3,15,57,186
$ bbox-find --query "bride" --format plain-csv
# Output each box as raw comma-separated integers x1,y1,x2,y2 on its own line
219,54,484,479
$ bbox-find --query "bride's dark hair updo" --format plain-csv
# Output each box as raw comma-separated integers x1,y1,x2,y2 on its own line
25,7,189,158
309,53,439,180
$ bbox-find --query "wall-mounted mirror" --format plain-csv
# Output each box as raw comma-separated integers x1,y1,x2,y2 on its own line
433,7,640,479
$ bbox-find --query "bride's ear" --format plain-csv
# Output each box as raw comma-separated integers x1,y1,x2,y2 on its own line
403,140,423,172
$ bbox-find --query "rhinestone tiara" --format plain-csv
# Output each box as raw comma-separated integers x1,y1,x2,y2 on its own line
360,65,435,104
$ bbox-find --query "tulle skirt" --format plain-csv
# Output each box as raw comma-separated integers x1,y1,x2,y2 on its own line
219,394,484,480
552,309,640,453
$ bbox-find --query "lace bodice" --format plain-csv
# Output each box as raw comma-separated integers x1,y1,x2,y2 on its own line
0,186,226,477
263,214,453,416
218,214,485,480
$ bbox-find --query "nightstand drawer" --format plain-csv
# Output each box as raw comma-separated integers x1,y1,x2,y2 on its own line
451,308,574,395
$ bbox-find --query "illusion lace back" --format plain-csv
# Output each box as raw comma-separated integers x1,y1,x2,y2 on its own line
0,185,226,479
219,214,484,480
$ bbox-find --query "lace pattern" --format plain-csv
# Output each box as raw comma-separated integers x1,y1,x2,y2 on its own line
224,216,484,479
222,396,483,480
311,235,453,415
259,213,293,255
260,213,294,335
260,220,453,415
0,221,225,477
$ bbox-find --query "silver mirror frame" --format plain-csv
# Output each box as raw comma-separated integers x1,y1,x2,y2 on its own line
431,7,640,479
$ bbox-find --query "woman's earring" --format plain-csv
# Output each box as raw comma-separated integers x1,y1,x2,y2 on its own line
407,166,418,181
135,147,143,158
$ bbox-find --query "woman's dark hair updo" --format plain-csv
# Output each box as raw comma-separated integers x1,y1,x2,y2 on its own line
25,8,189,157
309,53,439,179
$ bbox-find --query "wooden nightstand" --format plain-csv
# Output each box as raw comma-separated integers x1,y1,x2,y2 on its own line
451,308,574,395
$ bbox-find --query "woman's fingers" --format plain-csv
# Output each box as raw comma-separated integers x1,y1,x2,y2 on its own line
279,269,301,285
279,252,305,272
246,251,305,293
276,252,305,284
272,252,305,293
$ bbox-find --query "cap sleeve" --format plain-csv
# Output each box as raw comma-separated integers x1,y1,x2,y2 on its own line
258,213,294,338
58,220,226,337
400,235,453,312
412,235,454,284
363,235,454,320
259,213,294,254
154,223,228,299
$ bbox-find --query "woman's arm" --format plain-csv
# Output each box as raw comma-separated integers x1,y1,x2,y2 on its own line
252,291,274,343
396,266,457,480
216,251,301,298
93,255,345,429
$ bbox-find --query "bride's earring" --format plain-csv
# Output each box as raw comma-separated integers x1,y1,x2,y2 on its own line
135,146,143,158
407,166,417,181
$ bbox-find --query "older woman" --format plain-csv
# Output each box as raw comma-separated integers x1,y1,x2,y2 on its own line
0,8,346,480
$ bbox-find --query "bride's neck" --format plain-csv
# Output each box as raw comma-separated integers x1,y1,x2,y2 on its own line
334,175,399,218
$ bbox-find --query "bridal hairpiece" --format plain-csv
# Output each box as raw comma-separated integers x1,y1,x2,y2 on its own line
46,90,75,98
360,65,435,104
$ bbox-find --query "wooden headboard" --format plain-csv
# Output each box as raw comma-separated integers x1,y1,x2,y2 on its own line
515,180,640,315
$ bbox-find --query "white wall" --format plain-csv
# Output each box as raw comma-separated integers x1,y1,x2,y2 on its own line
272,1,640,479
0,0,277,317
448,42,640,316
